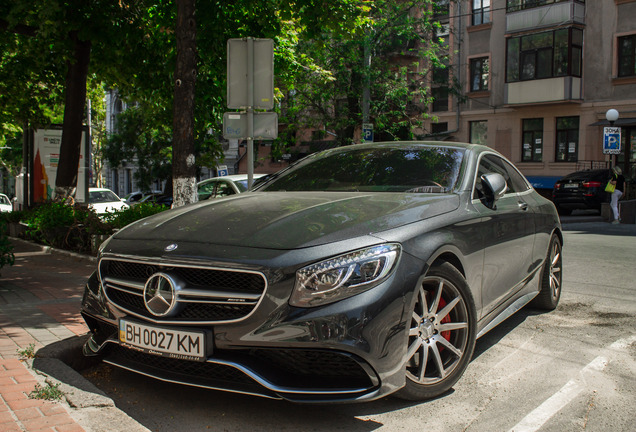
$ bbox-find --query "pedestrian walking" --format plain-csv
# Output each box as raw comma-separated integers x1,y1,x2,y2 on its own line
608,166,625,224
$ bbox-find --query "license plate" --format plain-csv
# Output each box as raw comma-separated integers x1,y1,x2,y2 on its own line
563,183,578,189
119,319,207,362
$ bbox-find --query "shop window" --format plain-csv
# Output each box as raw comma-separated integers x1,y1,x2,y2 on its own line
555,117,579,162
522,118,543,162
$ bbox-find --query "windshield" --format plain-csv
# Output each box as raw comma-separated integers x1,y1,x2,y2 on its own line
90,190,121,203
262,146,465,193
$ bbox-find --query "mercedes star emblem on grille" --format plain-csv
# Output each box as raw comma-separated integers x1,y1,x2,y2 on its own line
143,273,177,316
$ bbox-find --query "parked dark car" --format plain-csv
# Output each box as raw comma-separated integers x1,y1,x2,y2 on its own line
81,142,562,403
552,169,611,215
138,193,173,208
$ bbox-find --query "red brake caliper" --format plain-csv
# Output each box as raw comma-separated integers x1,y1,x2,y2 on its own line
438,297,451,342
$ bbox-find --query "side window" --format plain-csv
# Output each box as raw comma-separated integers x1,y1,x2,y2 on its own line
501,159,530,193
216,182,235,197
198,181,217,200
473,155,515,200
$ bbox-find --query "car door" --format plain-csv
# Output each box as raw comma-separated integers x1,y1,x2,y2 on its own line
473,154,536,318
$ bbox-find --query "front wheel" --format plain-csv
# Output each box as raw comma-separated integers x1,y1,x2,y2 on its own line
396,262,477,401
531,234,562,310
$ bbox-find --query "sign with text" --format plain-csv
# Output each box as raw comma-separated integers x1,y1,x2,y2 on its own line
32,128,88,203
603,127,621,155
223,112,278,140
362,123,374,143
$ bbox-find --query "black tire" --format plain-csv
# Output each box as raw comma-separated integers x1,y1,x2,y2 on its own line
531,234,562,310
396,262,477,401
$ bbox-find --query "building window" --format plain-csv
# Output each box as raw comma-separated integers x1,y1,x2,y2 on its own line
470,121,488,144
431,122,448,134
618,34,636,78
434,0,449,19
507,0,585,13
470,57,490,91
522,119,543,162
472,0,491,26
506,27,583,82
432,87,449,112
555,116,579,162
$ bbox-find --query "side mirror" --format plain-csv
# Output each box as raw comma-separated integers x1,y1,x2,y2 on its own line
481,173,508,209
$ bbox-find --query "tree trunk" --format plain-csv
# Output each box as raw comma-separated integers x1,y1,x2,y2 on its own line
172,0,197,208
55,31,91,201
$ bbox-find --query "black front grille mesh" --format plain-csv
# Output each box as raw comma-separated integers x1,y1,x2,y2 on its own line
100,258,266,323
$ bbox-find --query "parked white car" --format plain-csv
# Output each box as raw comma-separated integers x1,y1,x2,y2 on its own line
0,194,12,212
197,174,267,201
88,188,129,215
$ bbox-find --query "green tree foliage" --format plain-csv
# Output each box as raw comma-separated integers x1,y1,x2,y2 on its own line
1,0,447,203
273,0,446,155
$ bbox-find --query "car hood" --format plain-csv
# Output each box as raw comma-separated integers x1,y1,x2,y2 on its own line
113,192,460,250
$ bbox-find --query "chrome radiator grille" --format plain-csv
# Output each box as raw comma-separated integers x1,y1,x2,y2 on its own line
99,257,267,324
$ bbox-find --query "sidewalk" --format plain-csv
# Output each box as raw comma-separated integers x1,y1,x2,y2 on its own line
0,238,148,432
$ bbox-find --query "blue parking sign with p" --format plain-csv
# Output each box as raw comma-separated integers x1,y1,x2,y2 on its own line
362,123,373,143
603,127,621,155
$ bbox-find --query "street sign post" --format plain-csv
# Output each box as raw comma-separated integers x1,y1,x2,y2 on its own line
223,112,278,140
227,39,274,110
603,127,621,155
362,123,373,143
216,165,228,177
225,38,277,188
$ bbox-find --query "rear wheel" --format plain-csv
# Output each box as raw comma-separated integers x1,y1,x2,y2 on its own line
531,234,562,310
396,262,476,400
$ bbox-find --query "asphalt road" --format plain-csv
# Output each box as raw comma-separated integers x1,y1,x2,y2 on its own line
80,220,636,432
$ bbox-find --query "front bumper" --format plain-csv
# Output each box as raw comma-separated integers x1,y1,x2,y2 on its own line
80,250,424,403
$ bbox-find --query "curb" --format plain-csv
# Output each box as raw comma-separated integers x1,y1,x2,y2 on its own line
10,236,97,263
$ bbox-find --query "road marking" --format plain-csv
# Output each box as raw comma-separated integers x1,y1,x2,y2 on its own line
508,335,636,432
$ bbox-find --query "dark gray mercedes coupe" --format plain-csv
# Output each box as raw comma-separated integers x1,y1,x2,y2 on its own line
81,141,562,403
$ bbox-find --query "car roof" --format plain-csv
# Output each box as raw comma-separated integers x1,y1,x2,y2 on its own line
198,174,267,184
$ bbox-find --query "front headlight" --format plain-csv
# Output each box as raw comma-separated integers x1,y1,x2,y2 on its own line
290,243,401,308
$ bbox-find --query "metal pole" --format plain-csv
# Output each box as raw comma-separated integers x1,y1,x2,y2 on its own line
247,37,254,188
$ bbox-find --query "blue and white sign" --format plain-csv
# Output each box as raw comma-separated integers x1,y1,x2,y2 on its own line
603,127,621,155
216,165,228,177
362,123,373,143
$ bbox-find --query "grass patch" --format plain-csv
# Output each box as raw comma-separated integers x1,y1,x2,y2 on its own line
29,383,63,401
17,343,36,359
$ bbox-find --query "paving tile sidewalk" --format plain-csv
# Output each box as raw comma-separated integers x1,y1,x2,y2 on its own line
0,238,94,432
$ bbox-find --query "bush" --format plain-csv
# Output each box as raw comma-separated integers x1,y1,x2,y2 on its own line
13,201,168,255
0,219,15,275
104,202,167,229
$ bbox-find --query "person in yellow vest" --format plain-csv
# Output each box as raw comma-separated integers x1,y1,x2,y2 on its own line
609,166,625,224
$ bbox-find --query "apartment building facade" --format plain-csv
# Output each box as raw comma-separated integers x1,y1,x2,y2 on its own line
427,0,636,188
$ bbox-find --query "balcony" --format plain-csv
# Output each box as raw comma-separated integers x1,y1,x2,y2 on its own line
505,76,581,105
506,1,585,33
